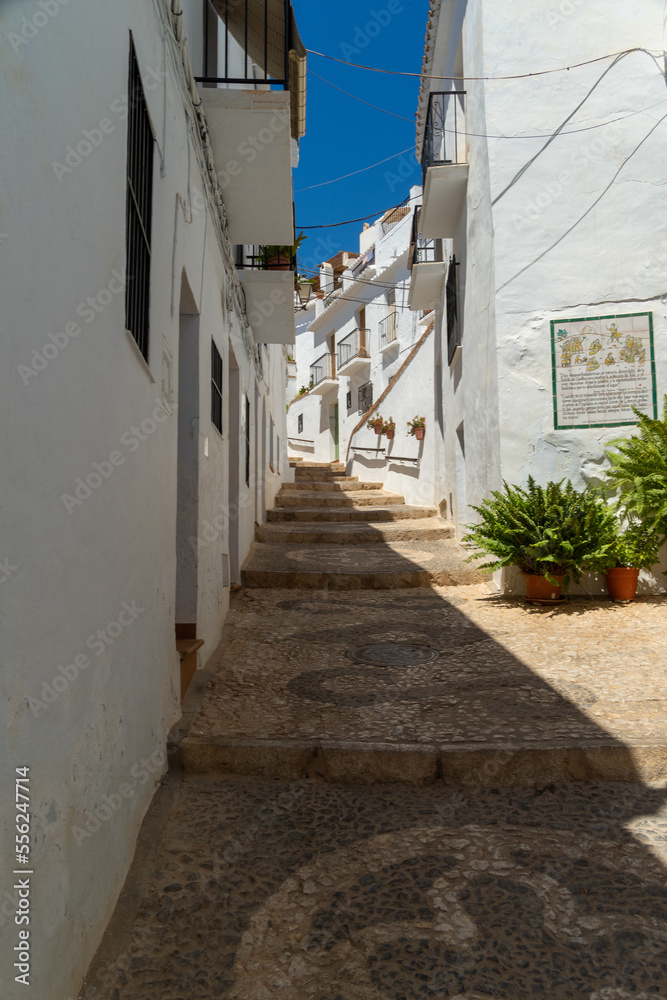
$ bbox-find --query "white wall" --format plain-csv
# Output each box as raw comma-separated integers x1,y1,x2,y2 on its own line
0,0,289,995
427,0,667,583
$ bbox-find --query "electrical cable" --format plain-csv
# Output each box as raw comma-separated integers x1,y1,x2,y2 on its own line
295,145,415,192
309,68,667,141
306,45,665,82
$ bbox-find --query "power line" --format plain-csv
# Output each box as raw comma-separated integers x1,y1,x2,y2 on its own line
295,145,415,192
309,68,667,141
306,45,664,82
308,69,417,123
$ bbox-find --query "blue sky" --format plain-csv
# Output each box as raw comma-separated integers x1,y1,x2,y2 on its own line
290,0,431,276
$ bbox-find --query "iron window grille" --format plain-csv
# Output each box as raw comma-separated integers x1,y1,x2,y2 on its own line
358,381,373,414
125,41,154,361
211,340,223,433
346,391,352,410
446,256,461,365
298,413,303,434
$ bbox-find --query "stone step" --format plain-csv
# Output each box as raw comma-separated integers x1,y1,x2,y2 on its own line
256,518,455,545
293,470,353,481
241,540,483,589
267,505,438,522
275,491,406,509
282,480,382,493
290,461,345,470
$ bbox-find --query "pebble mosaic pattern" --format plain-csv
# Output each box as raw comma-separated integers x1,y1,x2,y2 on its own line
80,777,667,999
190,587,667,749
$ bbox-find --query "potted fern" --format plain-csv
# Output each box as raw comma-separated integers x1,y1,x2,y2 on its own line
599,519,665,601
463,477,616,603
605,394,667,536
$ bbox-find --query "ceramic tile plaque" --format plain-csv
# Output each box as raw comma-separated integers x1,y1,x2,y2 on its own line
550,312,657,429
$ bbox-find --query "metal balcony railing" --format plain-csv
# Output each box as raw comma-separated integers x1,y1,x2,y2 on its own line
198,0,292,87
379,312,398,348
381,200,411,237
337,328,370,369
409,206,444,269
422,91,467,184
235,246,296,271
310,353,335,387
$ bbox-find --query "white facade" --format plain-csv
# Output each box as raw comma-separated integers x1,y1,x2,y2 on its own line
409,0,667,587
0,1,301,995
288,190,444,508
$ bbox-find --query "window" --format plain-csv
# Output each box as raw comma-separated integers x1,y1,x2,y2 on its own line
125,40,154,361
298,413,303,434
446,255,461,365
346,391,352,411
358,381,373,414
211,340,223,433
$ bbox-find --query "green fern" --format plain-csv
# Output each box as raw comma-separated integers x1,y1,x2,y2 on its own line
605,395,667,533
463,477,616,586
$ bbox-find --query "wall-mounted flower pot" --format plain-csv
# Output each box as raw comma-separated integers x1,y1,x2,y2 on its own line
374,426,383,435
522,572,564,603
606,567,639,601
385,429,395,439
414,427,425,440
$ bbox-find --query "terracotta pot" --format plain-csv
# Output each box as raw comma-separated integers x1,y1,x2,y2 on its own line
523,572,564,602
385,429,395,439
374,425,383,435
414,426,425,440
266,256,292,271
606,566,639,601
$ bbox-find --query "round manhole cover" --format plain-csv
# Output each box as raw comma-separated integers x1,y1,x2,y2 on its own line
347,642,439,666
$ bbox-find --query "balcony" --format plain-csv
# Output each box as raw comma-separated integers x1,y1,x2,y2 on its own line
408,207,446,312
420,91,468,239
310,353,337,395
379,312,398,352
337,328,370,375
237,247,296,345
197,1,307,245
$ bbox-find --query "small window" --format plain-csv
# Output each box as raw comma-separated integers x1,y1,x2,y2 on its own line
211,340,223,434
298,414,303,434
346,391,352,410
125,40,154,361
358,381,373,414
446,255,461,365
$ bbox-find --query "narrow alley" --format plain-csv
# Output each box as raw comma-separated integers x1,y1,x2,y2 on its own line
78,463,667,998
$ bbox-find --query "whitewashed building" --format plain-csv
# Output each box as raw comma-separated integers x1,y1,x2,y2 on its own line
0,0,305,995
408,0,667,585
288,189,445,509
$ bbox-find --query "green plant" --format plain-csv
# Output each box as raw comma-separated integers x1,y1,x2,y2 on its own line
258,232,308,268
596,518,664,570
462,477,617,586
407,415,426,435
297,384,310,396
367,415,384,432
604,395,667,533
382,418,395,433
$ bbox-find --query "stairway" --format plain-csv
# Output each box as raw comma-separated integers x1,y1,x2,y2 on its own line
241,462,481,589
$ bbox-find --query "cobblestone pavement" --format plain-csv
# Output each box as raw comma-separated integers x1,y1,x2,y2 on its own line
181,587,667,784
80,775,667,999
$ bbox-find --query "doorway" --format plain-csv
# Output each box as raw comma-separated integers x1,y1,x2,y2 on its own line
228,345,240,585
176,310,200,627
